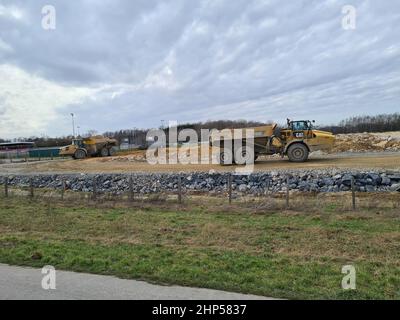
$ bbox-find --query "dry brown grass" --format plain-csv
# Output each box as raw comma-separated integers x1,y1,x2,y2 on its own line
2,185,399,217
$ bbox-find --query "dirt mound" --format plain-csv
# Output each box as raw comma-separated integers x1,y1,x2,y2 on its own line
101,146,215,163
100,153,147,163
332,132,400,153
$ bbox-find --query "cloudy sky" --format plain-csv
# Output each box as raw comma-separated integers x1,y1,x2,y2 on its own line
0,0,399,139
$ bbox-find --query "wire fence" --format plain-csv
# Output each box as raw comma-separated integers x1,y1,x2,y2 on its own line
1,174,399,213
0,151,68,164
0,146,141,164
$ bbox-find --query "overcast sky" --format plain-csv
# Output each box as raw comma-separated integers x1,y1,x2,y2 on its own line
0,0,399,139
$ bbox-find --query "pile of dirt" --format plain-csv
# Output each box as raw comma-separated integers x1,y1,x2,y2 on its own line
101,146,214,163
101,153,147,162
91,149,147,163
332,132,400,153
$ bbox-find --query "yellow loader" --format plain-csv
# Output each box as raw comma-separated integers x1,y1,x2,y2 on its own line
59,136,118,160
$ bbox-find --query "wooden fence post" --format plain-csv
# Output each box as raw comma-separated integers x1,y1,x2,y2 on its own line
228,174,233,204
129,175,134,202
351,176,356,210
286,176,290,209
61,179,66,201
178,175,182,204
29,177,34,199
93,176,97,200
5,177,8,198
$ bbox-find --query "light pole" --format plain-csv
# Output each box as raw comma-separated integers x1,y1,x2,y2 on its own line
71,113,76,138
77,126,80,137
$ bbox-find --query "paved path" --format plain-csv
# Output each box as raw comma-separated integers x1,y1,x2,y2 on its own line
0,264,270,300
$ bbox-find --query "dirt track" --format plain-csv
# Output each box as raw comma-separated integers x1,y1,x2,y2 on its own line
1,152,399,174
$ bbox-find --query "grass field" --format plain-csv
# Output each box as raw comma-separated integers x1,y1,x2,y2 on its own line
0,195,399,299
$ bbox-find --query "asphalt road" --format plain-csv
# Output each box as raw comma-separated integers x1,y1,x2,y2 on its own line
0,264,269,300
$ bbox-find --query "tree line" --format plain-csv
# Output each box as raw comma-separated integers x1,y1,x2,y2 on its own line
1,113,399,147
318,113,400,134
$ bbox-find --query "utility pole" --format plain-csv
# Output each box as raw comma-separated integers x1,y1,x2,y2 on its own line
71,113,76,138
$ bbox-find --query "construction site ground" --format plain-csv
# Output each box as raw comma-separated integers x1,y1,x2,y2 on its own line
0,151,399,174
1,131,399,174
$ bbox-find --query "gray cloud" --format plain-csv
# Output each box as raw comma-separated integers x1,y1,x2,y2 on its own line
0,0,399,137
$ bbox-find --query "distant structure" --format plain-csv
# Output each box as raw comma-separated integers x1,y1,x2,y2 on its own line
0,142,35,153
120,138,141,150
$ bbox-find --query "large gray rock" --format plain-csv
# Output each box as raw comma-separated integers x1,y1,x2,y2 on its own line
341,175,354,187
390,184,400,192
367,173,382,185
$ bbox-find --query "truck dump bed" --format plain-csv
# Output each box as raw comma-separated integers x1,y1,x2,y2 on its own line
211,124,277,140
210,124,281,155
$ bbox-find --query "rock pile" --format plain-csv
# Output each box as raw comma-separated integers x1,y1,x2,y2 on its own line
333,132,400,153
1,170,400,195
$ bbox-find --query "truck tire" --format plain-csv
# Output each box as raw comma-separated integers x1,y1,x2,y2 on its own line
219,149,233,165
74,149,87,160
100,148,109,157
287,143,309,162
108,147,117,156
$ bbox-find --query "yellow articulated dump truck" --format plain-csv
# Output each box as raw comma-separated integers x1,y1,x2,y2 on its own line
59,136,118,160
211,119,335,164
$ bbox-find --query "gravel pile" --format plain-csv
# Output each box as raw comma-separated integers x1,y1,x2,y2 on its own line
333,132,400,153
1,170,400,195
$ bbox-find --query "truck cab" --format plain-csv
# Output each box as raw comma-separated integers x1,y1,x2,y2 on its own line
281,119,335,162
72,139,84,148
281,120,314,139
